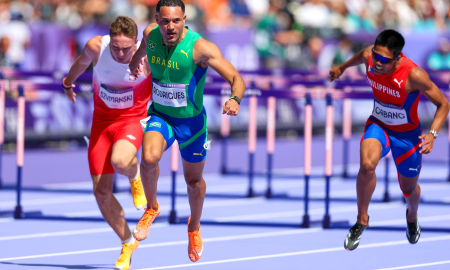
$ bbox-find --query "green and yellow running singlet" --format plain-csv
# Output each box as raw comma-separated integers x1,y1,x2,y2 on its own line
146,26,208,119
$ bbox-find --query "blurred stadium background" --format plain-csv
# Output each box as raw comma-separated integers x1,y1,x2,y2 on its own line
1,0,450,146
1,2,450,268
0,0,450,182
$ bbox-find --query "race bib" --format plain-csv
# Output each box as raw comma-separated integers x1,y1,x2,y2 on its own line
152,79,187,107
372,99,408,126
99,84,134,109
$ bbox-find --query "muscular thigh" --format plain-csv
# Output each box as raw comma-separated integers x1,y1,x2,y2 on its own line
388,126,422,178
143,114,174,153
361,118,391,164
174,109,208,163
182,158,206,182
111,119,143,164
88,122,114,175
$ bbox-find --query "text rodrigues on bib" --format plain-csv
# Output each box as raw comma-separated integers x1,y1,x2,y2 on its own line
152,79,187,107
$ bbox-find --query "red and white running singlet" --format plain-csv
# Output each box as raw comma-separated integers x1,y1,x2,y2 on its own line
366,52,420,132
88,35,152,175
92,35,152,121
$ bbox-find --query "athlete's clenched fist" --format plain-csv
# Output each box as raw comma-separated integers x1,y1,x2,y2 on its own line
223,99,240,116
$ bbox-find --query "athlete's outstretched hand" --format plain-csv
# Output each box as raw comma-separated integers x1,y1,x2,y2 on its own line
223,99,239,116
329,66,343,82
419,133,435,154
64,83,77,103
129,58,144,77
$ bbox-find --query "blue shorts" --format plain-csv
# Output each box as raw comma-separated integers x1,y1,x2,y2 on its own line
144,107,208,163
362,116,423,178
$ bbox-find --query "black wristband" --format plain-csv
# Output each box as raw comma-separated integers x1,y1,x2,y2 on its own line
229,96,241,105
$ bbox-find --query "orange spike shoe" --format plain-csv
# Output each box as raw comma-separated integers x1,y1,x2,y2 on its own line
133,202,160,241
187,216,204,262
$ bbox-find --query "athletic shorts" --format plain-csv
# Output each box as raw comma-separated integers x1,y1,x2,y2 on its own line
88,116,143,175
361,116,422,178
144,107,208,163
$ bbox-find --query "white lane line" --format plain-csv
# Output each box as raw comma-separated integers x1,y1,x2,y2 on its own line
370,215,450,227
0,223,169,241
0,218,14,223
135,235,450,270
0,228,322,262
63,197,265,217
375,260,450,270
215,202,403,222
41,173,222,190
0,193,131,208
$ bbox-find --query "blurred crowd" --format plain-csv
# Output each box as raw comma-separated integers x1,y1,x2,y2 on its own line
1,0,450,70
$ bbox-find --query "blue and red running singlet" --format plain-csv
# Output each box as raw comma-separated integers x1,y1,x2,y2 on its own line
363,52,423,182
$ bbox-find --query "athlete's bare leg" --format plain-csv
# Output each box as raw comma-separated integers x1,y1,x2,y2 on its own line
92,174,131,241
182,159,206,232
357,138,383,226
399,174,421,222
111,140,138,178
141,131,167,211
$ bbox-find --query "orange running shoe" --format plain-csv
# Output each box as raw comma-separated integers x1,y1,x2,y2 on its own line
114,239,139,270
187,216,204,262
133,202,160,241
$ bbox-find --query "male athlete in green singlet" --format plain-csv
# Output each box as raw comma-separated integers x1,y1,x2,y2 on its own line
128,0,246,262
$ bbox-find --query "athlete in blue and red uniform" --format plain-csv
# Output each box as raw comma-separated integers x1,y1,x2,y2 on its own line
329,29,450,250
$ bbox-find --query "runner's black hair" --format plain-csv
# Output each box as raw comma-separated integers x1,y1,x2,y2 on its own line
374,29,405,58
156,0,185,14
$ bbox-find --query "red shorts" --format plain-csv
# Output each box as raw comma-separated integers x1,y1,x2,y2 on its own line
88,117,143,175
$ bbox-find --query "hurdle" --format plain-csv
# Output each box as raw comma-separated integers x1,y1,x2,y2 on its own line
14,85,25,218
169,91,349,228
301,93,312,227
6,80,450,225
341,87,352,178
247,95,257,197
13,85,42,219
169,140,179,224
265,94,276,198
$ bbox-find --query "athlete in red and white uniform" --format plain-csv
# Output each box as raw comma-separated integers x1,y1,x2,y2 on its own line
329,29,450,250
63,16,152,269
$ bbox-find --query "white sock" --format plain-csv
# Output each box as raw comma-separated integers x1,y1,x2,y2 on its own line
129,167,140,181
121,235,136,244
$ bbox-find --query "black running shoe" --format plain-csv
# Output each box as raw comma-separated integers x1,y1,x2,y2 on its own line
344,219,368,251
406,209,421,244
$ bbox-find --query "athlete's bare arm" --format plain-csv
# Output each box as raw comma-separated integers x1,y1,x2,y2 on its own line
130,23,158,76
193,38,246,116
64,36,102,103
407,67,450,154
329,45,373,82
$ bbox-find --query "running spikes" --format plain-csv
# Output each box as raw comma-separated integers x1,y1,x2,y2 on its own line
406,208,421,244
187,216,205,262
114,240,139,270
129,164,147,210
344,218,368,251
133,202,160,241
